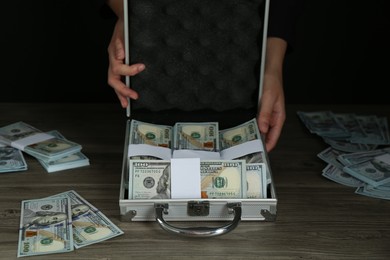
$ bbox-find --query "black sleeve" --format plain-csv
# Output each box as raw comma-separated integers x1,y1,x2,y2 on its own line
96,0,116,19
268,0,304,52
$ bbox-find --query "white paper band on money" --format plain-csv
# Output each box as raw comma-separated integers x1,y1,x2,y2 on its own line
170,158,201,199
128,144,172,160
11,133,53,151
220,139,264,160
172,149,221,160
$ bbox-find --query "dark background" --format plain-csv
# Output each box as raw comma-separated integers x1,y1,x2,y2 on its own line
1,0,389,104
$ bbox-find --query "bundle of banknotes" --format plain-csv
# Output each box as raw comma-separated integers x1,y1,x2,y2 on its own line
298,110,390,200
127,118,270,200
17,190,123,257
0,144,27,173
0,122,89,173
297,110,390,152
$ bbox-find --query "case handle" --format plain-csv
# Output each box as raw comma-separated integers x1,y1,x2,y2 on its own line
154,202,241,237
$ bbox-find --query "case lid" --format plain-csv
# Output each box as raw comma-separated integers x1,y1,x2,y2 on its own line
124,0,269,122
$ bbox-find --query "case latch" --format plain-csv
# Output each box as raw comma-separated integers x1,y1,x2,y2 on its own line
187,201,210,216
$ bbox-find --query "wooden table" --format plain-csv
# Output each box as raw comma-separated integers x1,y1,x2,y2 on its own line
1,103,389,259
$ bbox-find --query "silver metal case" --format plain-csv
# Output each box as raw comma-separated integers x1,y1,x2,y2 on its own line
119,0,277,237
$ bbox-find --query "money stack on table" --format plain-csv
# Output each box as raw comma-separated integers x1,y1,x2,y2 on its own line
0,121,89,173
127,118,269,200
298,110,390,200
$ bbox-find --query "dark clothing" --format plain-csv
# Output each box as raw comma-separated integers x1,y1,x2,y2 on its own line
268,0,304,52
100,0,303,51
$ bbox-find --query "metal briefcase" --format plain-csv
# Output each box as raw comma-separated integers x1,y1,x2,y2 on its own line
119,0,277,237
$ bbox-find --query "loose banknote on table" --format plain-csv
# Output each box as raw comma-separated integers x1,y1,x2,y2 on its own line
18,196,74,257
50,190,124,248
18,190,124,257
302,110,390,200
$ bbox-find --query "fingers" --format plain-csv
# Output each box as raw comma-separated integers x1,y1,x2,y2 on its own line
114,38,125,60
108,44,145,105
108,67,142,102
107,31,145,107
111,63,145,78
258,113,284,152
257,95,285,152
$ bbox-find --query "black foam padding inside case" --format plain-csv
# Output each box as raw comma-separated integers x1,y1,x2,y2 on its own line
128,0,265,113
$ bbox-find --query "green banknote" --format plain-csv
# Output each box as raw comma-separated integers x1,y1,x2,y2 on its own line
18,196,74,257
245,163,267,199
343,156,390,187
130,119,172,148
297,110,350,138
129,119,173,160
337,147,390,166
0,121,82,162
355,115,387,144
37,130,89,173
49,190,124,249
219,118,261,150
130,160,171,199
0,146,27,173
201,160,246,199
321,164,364,188
174,122,219,152
219,118,264,163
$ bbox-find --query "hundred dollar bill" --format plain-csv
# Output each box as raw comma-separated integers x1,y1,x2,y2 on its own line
323,137,377,153
355,185,390,200
317,147,345,168
18,196,73,257
129,119,172,160
130,160,171,199
50,190,124,249
219,118,261,150
0,146,27,173
201,160,246,199
245,163,267,199
355,115,387,145
220,118,265,163
378,116,390,144
0,121,40,143
297,111,350,139
337,147,390,166
174,122,219,152
0,122,82,162
39,152,90,173
37,130,89,173
321,164,364,188
333,113,367,142
130,119,172,148
343,154,390,187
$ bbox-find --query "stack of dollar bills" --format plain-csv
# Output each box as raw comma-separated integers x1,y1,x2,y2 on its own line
298,110,390,200
0,144,27,173
17,190,123,257
127,118,269,200
0,122,89,173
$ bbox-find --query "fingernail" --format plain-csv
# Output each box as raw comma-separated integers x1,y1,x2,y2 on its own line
138,64,145,71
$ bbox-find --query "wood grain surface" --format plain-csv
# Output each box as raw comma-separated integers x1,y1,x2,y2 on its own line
1,103,389,260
